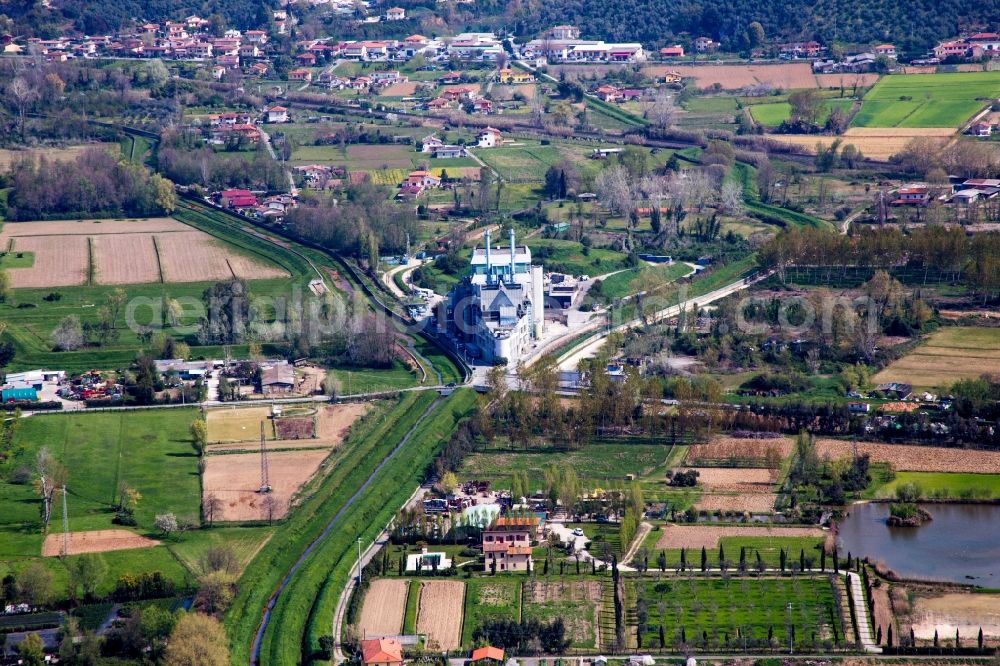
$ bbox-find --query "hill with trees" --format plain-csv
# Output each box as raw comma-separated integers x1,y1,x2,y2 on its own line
481,0,997,54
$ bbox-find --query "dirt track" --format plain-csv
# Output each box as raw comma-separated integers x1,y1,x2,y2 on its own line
41,529,160,556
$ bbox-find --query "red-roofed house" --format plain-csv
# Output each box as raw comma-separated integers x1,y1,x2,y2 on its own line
659,45,684,58
477,127,502,148
219,189,258,209
891,183,930,206
360,638,403,666
934,42,970,59
266,106,289,123
385,7,406,20
402,171,441,188
482,515,540,572
470,647,505,664
289,68,313,82
873,44,897,58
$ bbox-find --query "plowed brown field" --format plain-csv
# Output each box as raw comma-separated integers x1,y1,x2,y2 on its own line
415,581,464,649
41,529,160,556
202,449,328,521
92,233,160,284
359,578,409,638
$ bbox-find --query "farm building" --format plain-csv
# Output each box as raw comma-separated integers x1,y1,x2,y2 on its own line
261,363,295,395
155,359,212,381
4,369,65,387
360,638,403,666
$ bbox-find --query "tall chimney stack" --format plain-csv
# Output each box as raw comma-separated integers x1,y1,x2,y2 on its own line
484,228,492,282
509,227,516,280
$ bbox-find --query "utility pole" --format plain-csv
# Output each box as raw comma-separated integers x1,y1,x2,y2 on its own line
356,537,363,584
787,602,794,654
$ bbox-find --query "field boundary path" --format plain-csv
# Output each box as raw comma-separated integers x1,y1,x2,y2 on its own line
249,397,443,665
847,572,882,653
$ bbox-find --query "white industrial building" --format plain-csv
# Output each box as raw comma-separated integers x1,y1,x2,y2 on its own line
449,229,544,365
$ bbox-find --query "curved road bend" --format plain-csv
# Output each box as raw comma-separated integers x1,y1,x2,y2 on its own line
249,396,444,665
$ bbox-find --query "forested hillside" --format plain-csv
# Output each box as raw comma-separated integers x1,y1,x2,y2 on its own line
2,0,275,36
483,0,996,54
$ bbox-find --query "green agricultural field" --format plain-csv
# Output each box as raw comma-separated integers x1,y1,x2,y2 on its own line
472,141,645,182
598,262,693,300
851,72,1000,128
0,409,274,600
461,578,523,645
643,535,826,570
635,576,843,648
872,471,1000,500
749,98,854,127
525,238,629,277
328,361,420,393
459,441,683,489
1,203,330,372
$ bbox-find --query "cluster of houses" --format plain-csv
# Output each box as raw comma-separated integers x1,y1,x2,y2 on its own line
293,31,503,66
3,12,288,74
930,32,1000,63
214,188,297,221
891,178,1000,206
522,25,646,63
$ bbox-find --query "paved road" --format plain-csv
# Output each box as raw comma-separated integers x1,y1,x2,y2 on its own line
848,571,882,653
332,484,432,664
557,271,770,371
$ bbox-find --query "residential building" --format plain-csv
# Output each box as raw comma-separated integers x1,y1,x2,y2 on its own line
219,189,258,208
266,106,289,123
693,36,717,52
873,44,897,58
659,45,684,58
420,134,444,153
545,25,580,40
402,170,441,188
288,68,313,81
891,183,930,206
482,514,541,572
934,41,969,59
470,647,505,665
496,68,534,84
385,6,406,20
476,127,502,148
360,639,403,666
433,145,467,159
779,41,823,58
448,228,544,365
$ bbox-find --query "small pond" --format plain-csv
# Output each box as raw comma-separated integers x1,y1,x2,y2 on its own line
837,502,1000,584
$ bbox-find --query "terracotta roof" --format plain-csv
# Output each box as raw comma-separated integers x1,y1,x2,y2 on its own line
471,647,505,662
361,638,403,665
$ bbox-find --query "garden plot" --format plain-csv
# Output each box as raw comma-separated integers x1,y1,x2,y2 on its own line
522,580,602,649
690,467,777,493
646,63,819,89
274,416,315,440
359,578,409,638
0,218,286,287
687,436,791,466
415,580,464,650
201,448,329,521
